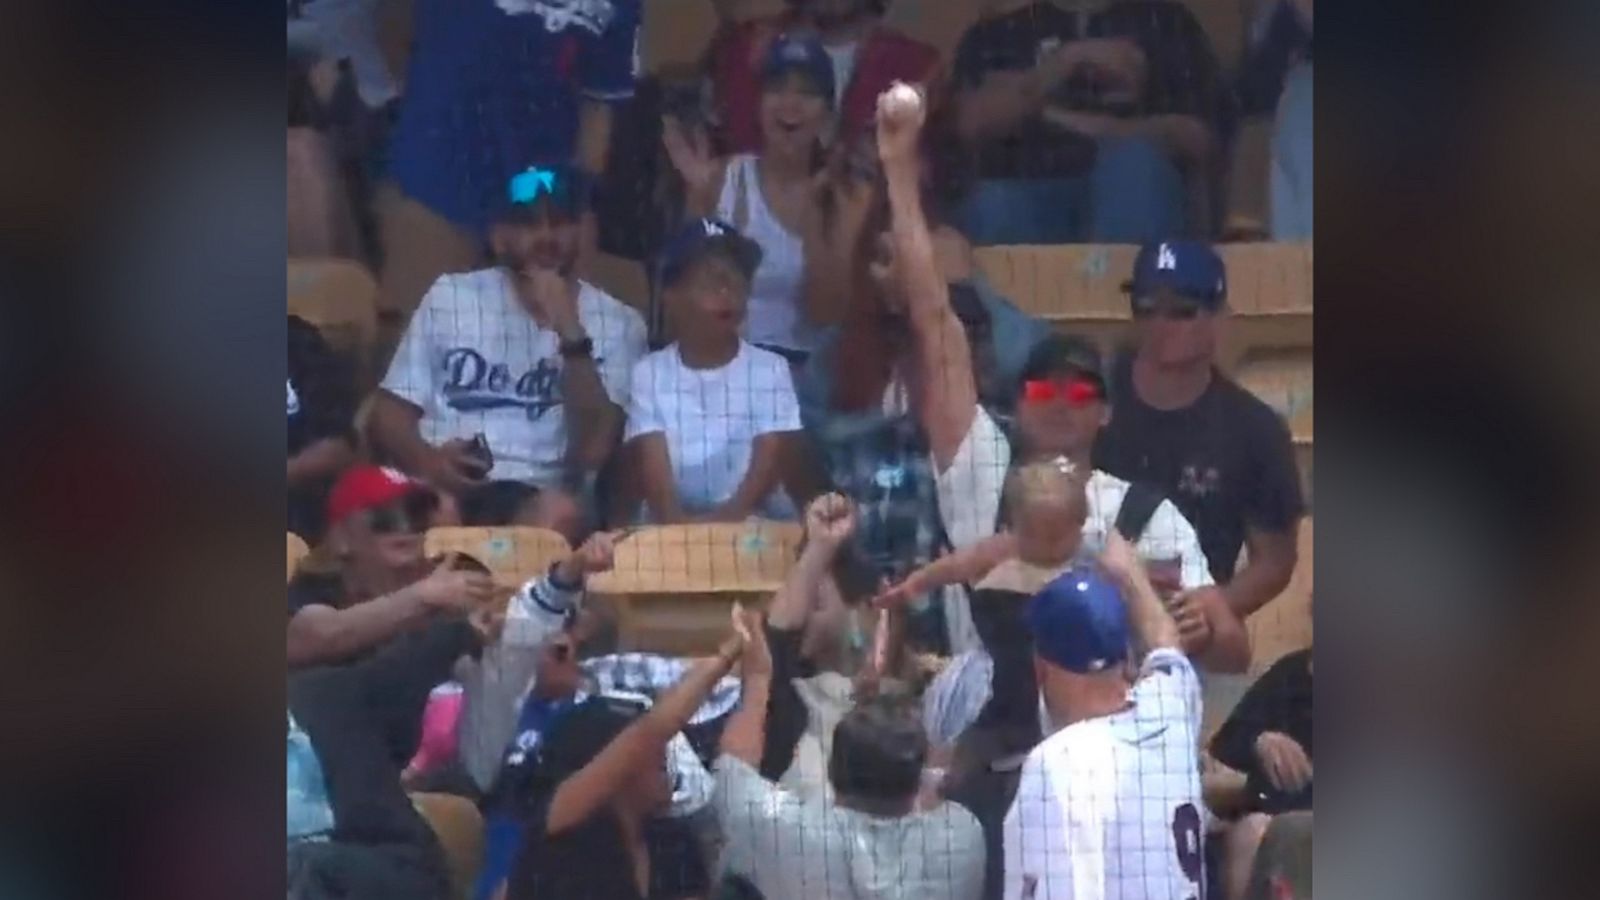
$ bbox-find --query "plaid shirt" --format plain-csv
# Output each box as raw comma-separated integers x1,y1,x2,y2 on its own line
581,653,742,726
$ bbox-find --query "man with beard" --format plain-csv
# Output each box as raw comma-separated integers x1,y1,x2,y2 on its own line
370,163,647,539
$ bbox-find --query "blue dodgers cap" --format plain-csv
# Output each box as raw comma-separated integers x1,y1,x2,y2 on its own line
495,163,587,222
659,217,764,287
1026,567,1131,674
760,33,836,105
1125,240,1228,309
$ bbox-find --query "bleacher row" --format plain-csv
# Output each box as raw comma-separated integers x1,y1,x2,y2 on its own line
289,240,1313,496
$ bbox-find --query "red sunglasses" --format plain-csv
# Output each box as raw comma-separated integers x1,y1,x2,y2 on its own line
1021,377,1104,406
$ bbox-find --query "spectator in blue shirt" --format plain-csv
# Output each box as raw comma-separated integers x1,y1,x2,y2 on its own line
375,0,642,326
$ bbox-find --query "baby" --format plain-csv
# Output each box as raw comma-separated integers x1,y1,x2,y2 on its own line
874,456,1089,608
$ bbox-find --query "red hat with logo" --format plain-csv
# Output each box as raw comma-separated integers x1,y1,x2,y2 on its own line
326,465,433,528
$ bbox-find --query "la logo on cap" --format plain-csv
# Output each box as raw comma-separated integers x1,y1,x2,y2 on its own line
703,219,726,237
1157,243,1177,271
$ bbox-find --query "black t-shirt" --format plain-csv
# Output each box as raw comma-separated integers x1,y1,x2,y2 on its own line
953,0,1225,180
1208,649,1313,811
288,315,356,458
287,571,345,620
1094,355,1304,583
968,586,1042,758
507,800,645,900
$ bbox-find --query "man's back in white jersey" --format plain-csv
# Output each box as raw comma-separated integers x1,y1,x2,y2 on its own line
1003,647,1205,900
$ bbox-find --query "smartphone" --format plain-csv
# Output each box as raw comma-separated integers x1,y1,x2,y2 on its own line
463,432,494,479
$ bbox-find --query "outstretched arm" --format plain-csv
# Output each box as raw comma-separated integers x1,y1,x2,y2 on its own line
875,532,1017,608
877,84,980,473
545,611,748,835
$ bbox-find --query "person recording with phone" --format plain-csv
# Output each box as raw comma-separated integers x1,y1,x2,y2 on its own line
369,163,648,542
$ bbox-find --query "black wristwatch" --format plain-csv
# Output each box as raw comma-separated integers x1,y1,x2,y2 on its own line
559,336,594,359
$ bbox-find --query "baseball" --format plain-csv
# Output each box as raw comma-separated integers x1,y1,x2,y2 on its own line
880,81,923,118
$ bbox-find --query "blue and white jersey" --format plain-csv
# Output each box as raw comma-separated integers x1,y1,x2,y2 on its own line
387,0,642,231
380,268,645,487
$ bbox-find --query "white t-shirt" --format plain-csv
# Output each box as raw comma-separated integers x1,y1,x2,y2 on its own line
935,408,1217,651
1003,648,1206,900
624,341,801,518
716,755,986,900
380,268,646,486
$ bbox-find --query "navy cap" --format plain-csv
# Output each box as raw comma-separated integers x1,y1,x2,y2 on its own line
659,217,764,287
1125,240,1227,309
761,33,836,105
1026,567,1130,674
494,163,587,222
1018,334,1106,392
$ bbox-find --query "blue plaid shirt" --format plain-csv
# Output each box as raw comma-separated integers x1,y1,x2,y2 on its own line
387,0,640,232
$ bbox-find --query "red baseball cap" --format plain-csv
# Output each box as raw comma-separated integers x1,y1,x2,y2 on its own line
326,465,432,528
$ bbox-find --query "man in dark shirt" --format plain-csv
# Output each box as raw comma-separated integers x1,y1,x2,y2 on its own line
287,464,493,669
288,315,357,542
1094,241,1303,619
951,0,1227,244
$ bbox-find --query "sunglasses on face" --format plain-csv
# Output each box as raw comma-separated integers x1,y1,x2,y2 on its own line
1022,377,1104,407
1131,299,1206,320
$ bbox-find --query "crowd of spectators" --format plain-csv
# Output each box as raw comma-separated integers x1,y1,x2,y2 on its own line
287,1,1313,898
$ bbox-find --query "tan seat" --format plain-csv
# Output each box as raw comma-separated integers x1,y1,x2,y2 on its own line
287,532,311,583
424,527,573,598
587,521,805,655
412,791,485,900
1246,516,1313,678
288,257,380,382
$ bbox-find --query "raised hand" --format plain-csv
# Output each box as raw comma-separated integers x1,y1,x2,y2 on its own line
875,81,926,167
717,601,753,663
551,530,616,586
662,115,719,195
804,492,858,550
872,573,924,610
737,605,772,681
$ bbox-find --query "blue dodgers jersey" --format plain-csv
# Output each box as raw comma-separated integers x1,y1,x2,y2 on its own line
388,0,641,232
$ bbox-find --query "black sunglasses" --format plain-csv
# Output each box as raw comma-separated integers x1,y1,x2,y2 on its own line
1132,302,1205,321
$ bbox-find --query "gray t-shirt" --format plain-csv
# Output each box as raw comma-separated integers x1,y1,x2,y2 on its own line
715,755,986,900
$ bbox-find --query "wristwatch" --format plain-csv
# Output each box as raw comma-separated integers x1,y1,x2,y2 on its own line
559,336,594,359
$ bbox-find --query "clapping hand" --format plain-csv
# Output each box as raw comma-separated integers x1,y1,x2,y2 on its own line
1254,731,1313,794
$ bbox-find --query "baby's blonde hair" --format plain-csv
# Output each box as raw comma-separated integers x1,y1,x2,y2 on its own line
1004,457,1089,526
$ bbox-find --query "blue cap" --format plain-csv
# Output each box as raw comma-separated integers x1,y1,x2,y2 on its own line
1026,567,1130,674
1125,240,1227,309
495,163,587,221
659,217,764,287
761,33,836,105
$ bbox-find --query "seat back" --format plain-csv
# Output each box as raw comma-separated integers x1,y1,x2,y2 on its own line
288,257,380,378
411,791,485,900
588,521,805,654
287,532,310,583
423,527,573,600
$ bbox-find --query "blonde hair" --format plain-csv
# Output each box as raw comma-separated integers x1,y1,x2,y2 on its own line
1004,457,1089,525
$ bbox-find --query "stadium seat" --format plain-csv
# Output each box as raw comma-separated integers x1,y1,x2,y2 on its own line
1224,117,1274,240
424,527,573,597
411,791,485,900
587,521,805,654
288,257,380,381
287,532,310,583
1180,0,1250,75
1245,516,1313,678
